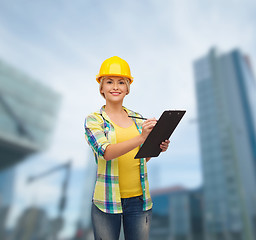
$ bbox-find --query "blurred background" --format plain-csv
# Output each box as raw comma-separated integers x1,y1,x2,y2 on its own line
0,0,256,240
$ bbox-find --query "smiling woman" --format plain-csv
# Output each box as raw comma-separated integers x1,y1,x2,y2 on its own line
83,56,170,240
99,76,130,99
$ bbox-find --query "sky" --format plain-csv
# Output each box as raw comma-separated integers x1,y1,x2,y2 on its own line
1,0,256,237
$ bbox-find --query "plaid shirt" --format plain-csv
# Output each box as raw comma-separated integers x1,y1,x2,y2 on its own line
84,105,153,214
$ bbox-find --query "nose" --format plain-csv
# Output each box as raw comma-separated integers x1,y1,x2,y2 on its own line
113,81,118,90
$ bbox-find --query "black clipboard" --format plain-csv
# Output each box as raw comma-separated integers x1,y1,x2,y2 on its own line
134,110,186,159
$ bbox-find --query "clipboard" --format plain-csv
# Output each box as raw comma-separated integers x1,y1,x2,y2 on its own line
134,110,186,159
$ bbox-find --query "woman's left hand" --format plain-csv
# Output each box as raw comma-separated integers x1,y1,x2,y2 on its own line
160,139,170,152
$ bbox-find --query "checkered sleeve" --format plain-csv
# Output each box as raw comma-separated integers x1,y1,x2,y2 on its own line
84,114,110,158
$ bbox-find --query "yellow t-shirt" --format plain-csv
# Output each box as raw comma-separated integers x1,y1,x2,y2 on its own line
112,121,143,198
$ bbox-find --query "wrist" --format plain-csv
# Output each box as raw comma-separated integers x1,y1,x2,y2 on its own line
139,134,146,144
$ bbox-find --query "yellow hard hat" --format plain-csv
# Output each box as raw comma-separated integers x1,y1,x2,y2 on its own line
96,56,133,83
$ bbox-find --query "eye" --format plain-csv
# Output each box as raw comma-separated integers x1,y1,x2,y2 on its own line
119,81,125,84
106,80,113,84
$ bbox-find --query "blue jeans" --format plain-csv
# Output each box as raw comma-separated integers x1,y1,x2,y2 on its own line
91,195,152,240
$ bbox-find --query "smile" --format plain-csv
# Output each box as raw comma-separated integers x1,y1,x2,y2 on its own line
110,92,121,96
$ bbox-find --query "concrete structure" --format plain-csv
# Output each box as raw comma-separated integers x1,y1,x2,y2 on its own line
193,48,256,240
0,58,61,170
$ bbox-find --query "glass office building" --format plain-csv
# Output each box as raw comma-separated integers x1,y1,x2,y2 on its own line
150,187,203,240
0,58,61,238
193,48,256,240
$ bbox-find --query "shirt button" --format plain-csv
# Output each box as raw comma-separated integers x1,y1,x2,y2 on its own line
141,176,144,178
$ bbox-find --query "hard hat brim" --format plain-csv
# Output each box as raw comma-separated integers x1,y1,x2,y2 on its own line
96,74,133,84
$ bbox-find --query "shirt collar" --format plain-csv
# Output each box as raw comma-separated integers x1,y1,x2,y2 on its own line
100,105,139,122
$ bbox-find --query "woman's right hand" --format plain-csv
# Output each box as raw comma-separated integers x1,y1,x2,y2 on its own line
141,118,157,142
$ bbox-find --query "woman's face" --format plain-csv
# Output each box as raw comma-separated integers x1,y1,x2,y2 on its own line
100,76,129,102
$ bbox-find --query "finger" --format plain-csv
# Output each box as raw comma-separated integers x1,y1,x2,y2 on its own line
160,147,166,151
145,118,157,124
143,121,156,129
160,146,167,152
144,120,156,126
161,146,167,150
160,143,167,149
143,120,156,127
161,141,170,147
160,142,168,152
